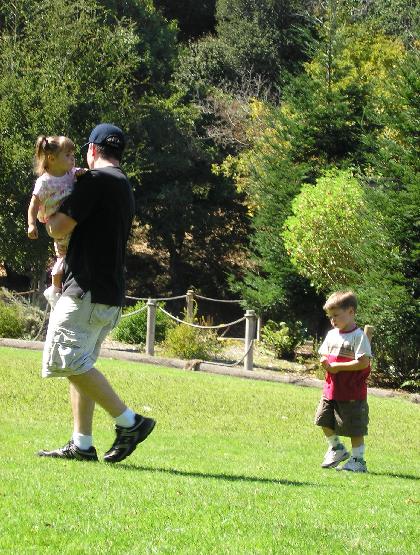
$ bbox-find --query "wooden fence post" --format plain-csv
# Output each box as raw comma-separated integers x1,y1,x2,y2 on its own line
256,316,262,341
145,298,156,356
364,324,374,342
186,289,195,322
244,309,256,371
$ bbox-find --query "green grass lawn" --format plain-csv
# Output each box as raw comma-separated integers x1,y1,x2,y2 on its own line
1,347,419,554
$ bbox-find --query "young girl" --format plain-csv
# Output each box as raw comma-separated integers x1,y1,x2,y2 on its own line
27,135,86,308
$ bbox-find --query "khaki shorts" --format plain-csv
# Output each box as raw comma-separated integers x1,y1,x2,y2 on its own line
42,292,121,378
314,396,369,437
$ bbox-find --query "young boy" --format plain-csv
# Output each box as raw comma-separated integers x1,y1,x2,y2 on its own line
315,291,372,472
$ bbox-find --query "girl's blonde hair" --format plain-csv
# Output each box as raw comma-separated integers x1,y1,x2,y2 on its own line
34,135,75,176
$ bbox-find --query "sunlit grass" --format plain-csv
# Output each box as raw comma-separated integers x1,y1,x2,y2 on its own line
1,347,419,554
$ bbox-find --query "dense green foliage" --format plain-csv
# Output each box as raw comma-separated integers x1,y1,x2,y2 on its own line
0,1,418,383
0,289,44,339
283,170,391,291
176,0,314,97
164,322,222,360
0,0,147,275
112,301,174,345
0,302,25,339
218,12,418,383
260,320,305,360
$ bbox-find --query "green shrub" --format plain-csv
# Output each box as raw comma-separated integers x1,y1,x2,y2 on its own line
112,301,174,346
163,322,222,360
261,320,305,360
0,289,45,339
357,279,419,388
400,380,420,393
0,301,25,338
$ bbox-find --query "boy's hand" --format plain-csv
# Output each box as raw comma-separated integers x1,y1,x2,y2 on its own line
28,224,38,239
327,363,340,374
319,357,331,371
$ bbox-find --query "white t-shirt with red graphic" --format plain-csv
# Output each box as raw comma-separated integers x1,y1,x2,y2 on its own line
319,326,372,401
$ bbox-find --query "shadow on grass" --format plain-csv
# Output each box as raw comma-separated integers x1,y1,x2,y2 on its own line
368,471,420,481
117,464,321,487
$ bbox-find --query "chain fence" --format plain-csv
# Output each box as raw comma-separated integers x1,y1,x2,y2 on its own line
4,287,256,369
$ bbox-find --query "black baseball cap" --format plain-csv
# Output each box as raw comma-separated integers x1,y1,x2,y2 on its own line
81,123,126,150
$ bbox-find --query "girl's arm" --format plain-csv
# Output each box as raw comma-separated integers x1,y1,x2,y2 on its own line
28,195,41,239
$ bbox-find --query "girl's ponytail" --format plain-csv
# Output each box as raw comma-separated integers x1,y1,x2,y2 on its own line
34,135,49,176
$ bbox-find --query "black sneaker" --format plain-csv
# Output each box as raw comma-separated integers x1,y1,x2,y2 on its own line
104,414,156,463
38,440,98,462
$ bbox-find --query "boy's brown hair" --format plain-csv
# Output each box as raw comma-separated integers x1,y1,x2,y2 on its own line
323,291,358,312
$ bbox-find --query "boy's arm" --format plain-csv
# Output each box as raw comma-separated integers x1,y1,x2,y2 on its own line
28,195,41,239
328,355,370,374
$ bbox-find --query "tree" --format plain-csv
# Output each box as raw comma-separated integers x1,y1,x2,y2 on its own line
98,0,178,95
133,94,250,296
360,50,420,384
0,0,142,279
364,51,420,298
283,168,418,385
221,21,407,330
342,0,419,45
175,0,315,98
283,169,391,291
154,0,216,40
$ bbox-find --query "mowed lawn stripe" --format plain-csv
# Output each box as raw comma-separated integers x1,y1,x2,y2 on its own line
1,347,419,554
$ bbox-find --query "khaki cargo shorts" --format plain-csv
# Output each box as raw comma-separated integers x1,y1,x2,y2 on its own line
314,396,369,437
42,292,121,378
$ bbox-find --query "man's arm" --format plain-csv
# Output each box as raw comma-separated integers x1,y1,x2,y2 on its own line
46,211,77,239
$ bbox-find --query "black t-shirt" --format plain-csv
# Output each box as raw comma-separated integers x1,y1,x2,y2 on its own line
59,166,135,306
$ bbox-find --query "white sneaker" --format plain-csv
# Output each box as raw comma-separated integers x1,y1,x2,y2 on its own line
43,286,61,310
321,445,350,468
338,457,367,473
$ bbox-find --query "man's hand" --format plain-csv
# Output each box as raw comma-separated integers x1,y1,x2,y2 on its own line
46,212,77,239
28,224,38,239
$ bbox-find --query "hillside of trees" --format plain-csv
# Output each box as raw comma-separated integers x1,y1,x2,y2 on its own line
0,0,418,385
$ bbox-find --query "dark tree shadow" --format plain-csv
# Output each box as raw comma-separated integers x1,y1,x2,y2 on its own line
115,463,323,487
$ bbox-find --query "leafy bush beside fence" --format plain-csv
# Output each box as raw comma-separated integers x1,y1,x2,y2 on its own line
0,301,25,338
0,289,45,340
164,322,222,361
260,320,305,360
112,301,174,346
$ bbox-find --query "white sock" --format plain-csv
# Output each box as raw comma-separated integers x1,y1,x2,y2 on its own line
73,432,93,450
326,435,341,449
115,407,136,428
352,444,365,459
